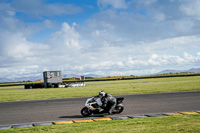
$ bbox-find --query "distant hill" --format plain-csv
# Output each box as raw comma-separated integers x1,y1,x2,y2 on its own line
0,74,101,83
185,68,200,73
0,76,42,83
1,68,199,83
156,68,200,75
0,78,15,83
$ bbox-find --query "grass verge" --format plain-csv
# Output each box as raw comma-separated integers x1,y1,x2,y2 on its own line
0,76,200,102
1,115,200,133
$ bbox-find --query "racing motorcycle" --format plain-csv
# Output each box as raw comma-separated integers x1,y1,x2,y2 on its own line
81,96,124,117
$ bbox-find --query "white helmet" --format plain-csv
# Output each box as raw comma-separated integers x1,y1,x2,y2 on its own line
99,90,106,97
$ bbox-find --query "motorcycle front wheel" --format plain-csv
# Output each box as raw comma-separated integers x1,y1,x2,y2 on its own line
81,107,92,117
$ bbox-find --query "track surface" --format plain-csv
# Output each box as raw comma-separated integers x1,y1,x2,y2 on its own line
0,91,200,125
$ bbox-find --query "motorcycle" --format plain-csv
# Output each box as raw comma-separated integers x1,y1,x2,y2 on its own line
81,96,124,117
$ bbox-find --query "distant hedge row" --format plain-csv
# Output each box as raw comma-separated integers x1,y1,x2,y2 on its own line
1,72,200,87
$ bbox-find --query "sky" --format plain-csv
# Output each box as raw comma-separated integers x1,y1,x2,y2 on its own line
0,0,200,80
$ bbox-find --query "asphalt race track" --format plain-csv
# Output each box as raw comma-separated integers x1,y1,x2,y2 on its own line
0,91,200,125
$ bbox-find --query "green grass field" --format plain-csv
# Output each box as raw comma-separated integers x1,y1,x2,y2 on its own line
1,76,200,132
0,76,200,102
1,115,200,133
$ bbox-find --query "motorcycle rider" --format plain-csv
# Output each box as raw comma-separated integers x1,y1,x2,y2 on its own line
98,90,116,115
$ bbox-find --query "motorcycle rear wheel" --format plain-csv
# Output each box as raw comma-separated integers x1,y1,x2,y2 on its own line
81,107,92,117
115,105,124,114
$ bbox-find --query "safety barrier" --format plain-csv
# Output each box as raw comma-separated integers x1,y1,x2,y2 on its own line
0,111,200,130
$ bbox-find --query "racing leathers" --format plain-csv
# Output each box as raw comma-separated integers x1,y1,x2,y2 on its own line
101,93,116,114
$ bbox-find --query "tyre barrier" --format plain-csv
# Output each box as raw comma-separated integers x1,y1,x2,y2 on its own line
0,125,12,130
145,114,167,117
1,111,200,130
127,115,148,118
33,122,53,127
110,116,129,120
12,124,33,128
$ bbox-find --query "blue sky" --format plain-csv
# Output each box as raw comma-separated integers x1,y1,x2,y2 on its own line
0,0,200,80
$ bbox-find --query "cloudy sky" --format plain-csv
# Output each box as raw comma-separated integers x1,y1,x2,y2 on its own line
0,0,200,80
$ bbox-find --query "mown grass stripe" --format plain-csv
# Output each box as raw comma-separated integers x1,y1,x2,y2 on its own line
1,76,200,102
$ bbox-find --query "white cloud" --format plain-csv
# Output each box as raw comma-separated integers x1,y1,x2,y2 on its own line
10,0,82,18
154,12,166,21
137,0,157,5
126,52,200,69
0,32,30,59
0,9,50,79
47,22,81,51
0,65,41,79
1,0,200,81
0,31,50,66
153,36,197,45
0,11,50,60
98,0,128,9
179,0,200,20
